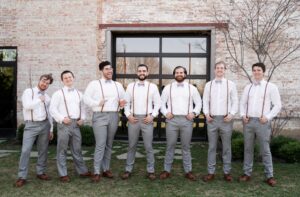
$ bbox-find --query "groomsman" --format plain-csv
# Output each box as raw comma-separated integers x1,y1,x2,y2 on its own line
202,61,238,182
84,61,126,182
50,70,91,183
121,64,161,180
239,62,281,187
15,74,54,187
160,66,202,181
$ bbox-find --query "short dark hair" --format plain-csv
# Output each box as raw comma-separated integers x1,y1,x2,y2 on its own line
137,64,148,71
252,62,266,73
39,73,53,84
61,70,74,80
173,66,187,75
99,61,111,71
215,61,226,69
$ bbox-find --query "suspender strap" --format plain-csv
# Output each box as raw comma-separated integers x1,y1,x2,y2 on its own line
169,83,191,115
209,81,212,116
61,89,70,118
75,89,82,120
98,80,105,112
246,84,253,118
209,80,229,116
114,81,120,111
226,79,229,116
31,89,34,121
169,83,173,114
146,83,150,115
261,82,269,118
132,82,136,116
132,82,151,116
187,84,191,114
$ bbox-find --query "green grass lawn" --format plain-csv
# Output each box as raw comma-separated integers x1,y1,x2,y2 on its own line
0,140,299,197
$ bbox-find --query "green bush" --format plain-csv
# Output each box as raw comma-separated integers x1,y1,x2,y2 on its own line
232,138,244,160
17,123,95,146
270,135,297,157
232,130,243,139
278,141,300,163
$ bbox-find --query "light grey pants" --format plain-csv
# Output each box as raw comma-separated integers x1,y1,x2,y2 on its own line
164,116,193,173
17,120,50,179
92,112,119,174
207,116,233,174
243,118,273,178
56,120,88,177
125,115,155,173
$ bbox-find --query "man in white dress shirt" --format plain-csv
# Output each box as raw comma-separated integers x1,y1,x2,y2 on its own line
239,63,281,187
15,74,54,187
84,61,126,182
159,66,202,181
121,64,161,180
202,61,238,182
50,70,91,183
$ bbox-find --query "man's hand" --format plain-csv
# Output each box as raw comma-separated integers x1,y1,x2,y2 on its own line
49,132,54,141
186,113,195,121
99,99,107,107
77,119,84,126
143,115,154,124
119,99,127,108
243,116,249,124
165,112,174,120
205,114,213,123
259,116,268,124
224,114,233,122
63,117,71,125
128,114,138,124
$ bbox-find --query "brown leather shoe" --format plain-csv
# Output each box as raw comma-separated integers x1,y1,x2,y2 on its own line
159,171,170,180
239,174,251,182
121,171,131,180
224,174,233,182
147,173,156,181
91,174,101,183
37,174,51,181
203,174,215,182
15,178,26,187
185,172,196,181
266,177,276,187
102,170,114,178
80,171,92,178
60,176,70,183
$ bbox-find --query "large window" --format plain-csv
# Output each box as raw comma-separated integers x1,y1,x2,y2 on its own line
112,33,211,141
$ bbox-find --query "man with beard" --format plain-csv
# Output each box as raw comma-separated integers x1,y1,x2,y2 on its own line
239,63,281,187
121,64,161,180
84,61,126,183
159,66,202,181
202,61,238,182
50,70,91,183
15,74,54,187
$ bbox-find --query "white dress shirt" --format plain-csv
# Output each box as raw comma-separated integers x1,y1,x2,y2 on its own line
83,78,125,112
22,86,53,132
50,86,86,123
124,80,161,117
203,78,238,116
160,81,202,116
240,79,282,120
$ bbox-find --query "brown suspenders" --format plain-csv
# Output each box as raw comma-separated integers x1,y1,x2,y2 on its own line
30,88,48,121
169,83,191,115
98,80,120,112
246,82,269,118
61,88,81,120
132,82,151,116
209,79,229,116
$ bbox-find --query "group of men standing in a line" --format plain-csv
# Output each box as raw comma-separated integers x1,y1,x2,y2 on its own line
15,60,281,188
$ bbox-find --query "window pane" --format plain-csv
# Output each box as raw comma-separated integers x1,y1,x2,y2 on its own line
116,57,159,74
116,78,159,89
116,38,159,53
0,49,17,61
162,38,206,53
162,58,206,75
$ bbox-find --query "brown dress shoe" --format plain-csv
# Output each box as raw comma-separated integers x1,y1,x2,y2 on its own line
224,174,233,182
147,173,156,181
185,172,196,181
159,171,170,180
37,174,51,181
121,171,131,180
60,176,70,183
266,177,276,187
102,170,114,178
91,174,101,183
239,174,251,182
15,178,26,187
80,171,92,178
203,174,215,182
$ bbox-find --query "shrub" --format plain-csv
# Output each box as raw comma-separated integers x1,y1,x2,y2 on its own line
232,130,243,139
232,138,244,160
270,135,297,157
278,141,300,163
17,124,25,143
80,125,95,146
